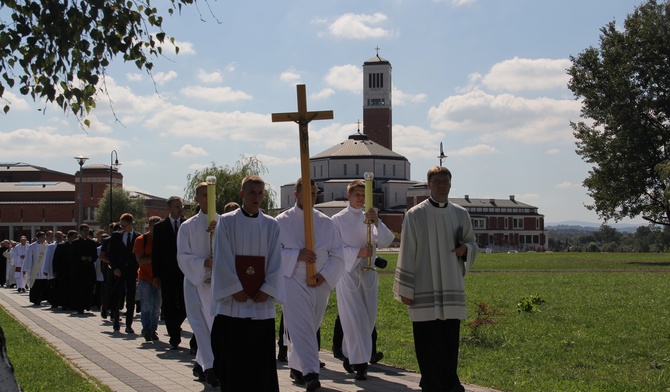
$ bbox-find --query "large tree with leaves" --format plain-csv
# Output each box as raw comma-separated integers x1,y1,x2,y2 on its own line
567,0,670,225
0,0,197,122
184,156,278,216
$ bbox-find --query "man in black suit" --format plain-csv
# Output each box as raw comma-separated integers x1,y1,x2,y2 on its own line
68,225,98,314
107,213,140,333
152,196,187,349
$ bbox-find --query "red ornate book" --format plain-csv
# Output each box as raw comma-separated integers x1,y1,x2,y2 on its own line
235,255,265,298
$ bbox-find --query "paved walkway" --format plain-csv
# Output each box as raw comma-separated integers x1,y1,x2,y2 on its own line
0,286,498,392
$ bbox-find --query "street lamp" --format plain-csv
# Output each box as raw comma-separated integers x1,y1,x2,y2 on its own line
110,150,120,229
74,155,89,227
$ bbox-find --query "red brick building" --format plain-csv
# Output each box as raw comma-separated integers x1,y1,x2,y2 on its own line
0,162,169,241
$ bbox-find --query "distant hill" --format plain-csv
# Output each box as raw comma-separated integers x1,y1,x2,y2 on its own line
546,221,650,235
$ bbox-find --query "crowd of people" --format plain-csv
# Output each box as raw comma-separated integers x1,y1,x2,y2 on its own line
0,166,478,392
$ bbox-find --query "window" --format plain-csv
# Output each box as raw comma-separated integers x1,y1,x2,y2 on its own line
513,218,524,229
536,218,540,229
383,164,386,175
355,164,359,176
473,218,485,229
505,218,509,229
368,73,385,89
343,164,347,176
393,165,396,176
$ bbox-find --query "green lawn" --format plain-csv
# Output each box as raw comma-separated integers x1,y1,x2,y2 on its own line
319,252,670,391
0,307,109,391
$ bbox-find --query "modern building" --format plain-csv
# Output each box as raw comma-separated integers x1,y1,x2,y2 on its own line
0,162,168,241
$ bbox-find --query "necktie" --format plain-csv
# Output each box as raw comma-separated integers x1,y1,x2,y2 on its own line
125,233,129,247
174,219,179,234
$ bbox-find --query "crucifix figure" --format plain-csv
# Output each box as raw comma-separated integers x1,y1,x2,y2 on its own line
272,84,333,286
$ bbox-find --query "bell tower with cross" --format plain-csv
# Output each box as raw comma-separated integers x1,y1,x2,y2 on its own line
363,47,393,150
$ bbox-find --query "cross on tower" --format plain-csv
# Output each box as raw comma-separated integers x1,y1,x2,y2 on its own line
375,46,381,56
272,84,333,286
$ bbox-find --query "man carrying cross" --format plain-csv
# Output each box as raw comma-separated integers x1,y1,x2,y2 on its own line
273,85,344,391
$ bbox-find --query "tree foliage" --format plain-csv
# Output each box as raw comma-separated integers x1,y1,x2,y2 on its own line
0,0,197,122
184,156,278,216
567,0,670,225
94,185,146,231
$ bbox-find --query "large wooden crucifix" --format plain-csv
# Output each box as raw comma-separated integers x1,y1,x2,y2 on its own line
272,84,333,286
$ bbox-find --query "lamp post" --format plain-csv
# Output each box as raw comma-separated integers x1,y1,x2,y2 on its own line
74,155,89,227
109,150,120,229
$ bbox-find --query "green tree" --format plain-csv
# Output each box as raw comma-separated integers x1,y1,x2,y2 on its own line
94,186,146,231
567,0,670,226
0,0,199,121
184,156,277,216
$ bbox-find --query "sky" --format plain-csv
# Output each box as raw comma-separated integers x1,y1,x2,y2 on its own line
0,0,650,225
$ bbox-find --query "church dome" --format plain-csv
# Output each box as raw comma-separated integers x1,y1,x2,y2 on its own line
311,133,405,160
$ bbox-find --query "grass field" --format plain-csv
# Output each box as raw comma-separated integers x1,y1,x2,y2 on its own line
319,252,670,391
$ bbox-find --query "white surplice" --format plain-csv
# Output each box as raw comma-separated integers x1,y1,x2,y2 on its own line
24,241,48,287
332,205,395,365
276,205,344,375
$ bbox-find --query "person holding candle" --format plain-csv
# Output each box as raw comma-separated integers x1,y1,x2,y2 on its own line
177,182,220,388
331,179,395,380
393,166,479,392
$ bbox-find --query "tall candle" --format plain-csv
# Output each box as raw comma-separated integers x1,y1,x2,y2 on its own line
205,176,217,223
364,172,374,212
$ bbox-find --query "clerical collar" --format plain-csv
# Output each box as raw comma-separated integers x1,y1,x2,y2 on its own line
428,197,449,208
240,207,259,218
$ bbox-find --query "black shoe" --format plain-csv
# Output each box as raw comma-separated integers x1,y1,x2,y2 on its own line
332,346,345,360
354,363,368,380
289,368,305,385
343,358,354,373
304,373,321,391
448,384,466,392
125,326,135,334
170,343,180,350
205,368,219,388
193,363,205,381
101,309,107,319
277,346,288,362
370,351,384,364
113,321,121,331
144,332,152,342
152,331,159,341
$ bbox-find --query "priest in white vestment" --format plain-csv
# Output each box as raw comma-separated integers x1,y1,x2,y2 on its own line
177,182,220,388
393,167,479,392
332,180,395,380
211,175,285,392
276,179,344,391
24,232,49,305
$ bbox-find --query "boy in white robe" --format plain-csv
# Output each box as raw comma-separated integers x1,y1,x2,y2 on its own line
211,175,286,392
12,237,29,293
176,182,220,388
393,166,479,392
40,231,63,307
332,180,395,380
276,179,344,391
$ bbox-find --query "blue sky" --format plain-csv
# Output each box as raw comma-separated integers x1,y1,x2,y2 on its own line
0,0,648,224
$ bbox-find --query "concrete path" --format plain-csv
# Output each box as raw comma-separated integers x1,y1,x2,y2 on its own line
0,285,498,392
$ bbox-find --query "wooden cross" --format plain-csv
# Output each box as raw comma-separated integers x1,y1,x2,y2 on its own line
272,84,333,286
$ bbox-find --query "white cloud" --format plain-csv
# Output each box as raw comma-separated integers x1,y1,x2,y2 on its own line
197,70,223,83
153,71,178,86
482,57,572,92
546,148,560,155
0,91,31,111
188,163,209,171
280,70,301,84
324,65,362,93
328,13,392,40
311,88,335,100
427,90,580,144
180,86,252,103
0,128,124,158
555,181,579,188
449,144,499,156
172,144,209,157
126,73,143,82
155,37,196,56
251,154,300,166
393,86,427,105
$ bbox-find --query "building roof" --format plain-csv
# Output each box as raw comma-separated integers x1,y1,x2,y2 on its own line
451,196,536,209
311,134,406,160
0,182,75,193
0,162,68,175
364,54,391,66
315,200,348,209
83,163,119,171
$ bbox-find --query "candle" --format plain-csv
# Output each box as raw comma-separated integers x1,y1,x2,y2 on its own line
205,176,217,224
364,172,374,212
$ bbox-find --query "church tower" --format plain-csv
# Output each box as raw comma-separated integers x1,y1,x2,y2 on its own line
363,50,392,150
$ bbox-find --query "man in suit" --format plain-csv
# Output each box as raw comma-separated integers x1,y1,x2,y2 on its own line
152,196,187,349
107,213,140,333
68,225,98,314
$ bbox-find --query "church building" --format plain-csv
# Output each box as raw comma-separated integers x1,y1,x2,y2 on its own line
280,51,547,251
